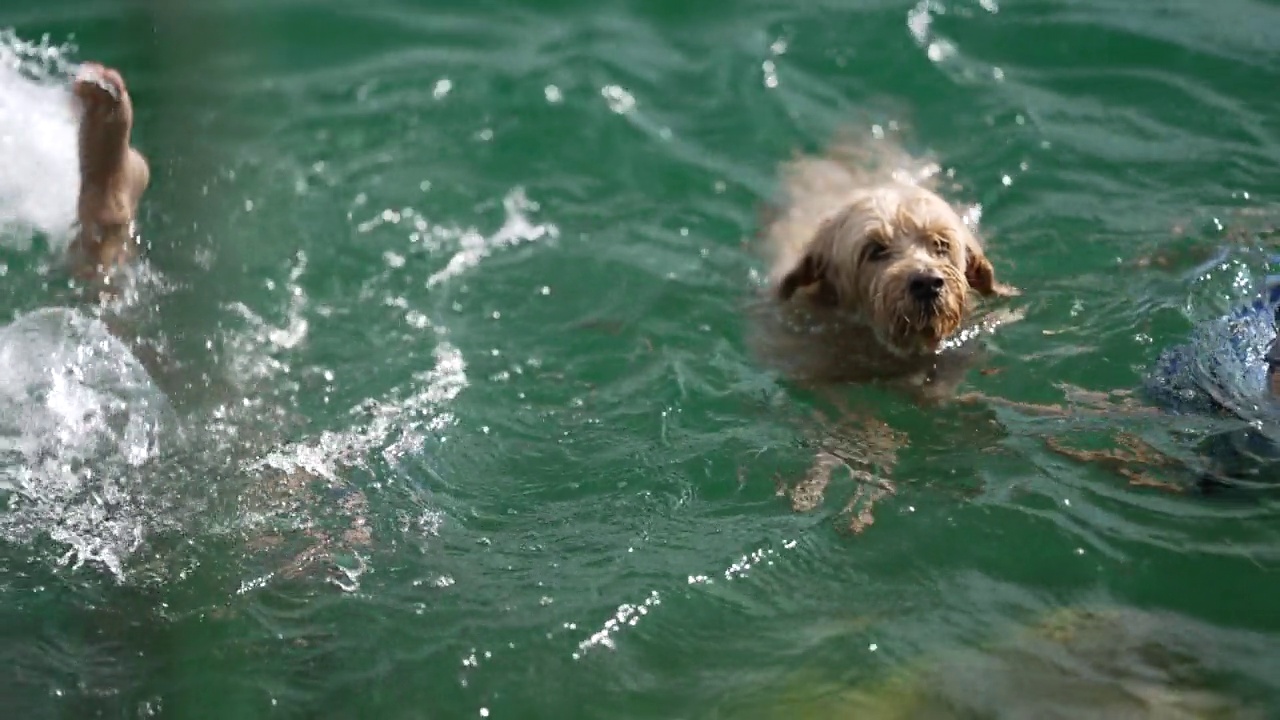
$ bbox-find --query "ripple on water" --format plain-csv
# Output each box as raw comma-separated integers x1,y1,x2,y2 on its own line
0,0,1279,714
981,249,1280,578
423,188,559,290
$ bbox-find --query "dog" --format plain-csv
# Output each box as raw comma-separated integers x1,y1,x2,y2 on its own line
752,134,1020,400
752,133,1021,529
69,63,150,290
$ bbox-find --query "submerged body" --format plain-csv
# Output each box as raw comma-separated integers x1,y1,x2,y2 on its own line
1143,264,1280,483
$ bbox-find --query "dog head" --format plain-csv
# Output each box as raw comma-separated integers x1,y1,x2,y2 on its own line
774,184,1015,356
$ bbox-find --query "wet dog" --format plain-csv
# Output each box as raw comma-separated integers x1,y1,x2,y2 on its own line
753,135,1021,531
752,135,1020,401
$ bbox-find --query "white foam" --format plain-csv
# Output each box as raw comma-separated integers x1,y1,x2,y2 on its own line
424,187,559,289
0,30,80,250
0,307,173,579
251,340,469,482
223,250,313,393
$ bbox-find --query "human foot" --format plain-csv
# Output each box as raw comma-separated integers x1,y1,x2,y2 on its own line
72,62,150,284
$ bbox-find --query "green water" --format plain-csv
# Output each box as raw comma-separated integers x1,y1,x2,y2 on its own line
3,0,1280,717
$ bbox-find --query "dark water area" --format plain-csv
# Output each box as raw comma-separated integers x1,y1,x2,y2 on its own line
1,0,1279,717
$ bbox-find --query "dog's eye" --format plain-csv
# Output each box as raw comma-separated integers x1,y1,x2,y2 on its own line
864,244,890,262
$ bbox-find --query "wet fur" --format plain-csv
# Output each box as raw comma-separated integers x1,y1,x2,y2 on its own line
751,134,1019,399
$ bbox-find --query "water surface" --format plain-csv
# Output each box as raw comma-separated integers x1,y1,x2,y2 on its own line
1,0,1279,717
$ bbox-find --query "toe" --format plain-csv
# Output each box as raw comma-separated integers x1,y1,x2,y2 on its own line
73,63,127,104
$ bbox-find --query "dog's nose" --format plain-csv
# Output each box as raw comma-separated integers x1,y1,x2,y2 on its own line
909,272,945,301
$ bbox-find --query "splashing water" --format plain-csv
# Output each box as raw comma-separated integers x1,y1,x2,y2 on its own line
0,29,80,250
248,340,468,497
425,188,559,289
0,308,174,580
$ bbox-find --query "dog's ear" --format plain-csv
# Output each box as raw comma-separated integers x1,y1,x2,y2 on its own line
776,252,841,306
776,251,840,307
777,252,816,298
964,237,1019,298
776,212,847,306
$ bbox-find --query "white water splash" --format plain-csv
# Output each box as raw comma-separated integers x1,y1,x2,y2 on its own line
236,339,465,591
251,340,468,482
425,188,558,289
0,30,81,250
574,541,812,657
906,1,1012,83
0,308,174,580
211,246,465,575
907,0,956,63
223,250,313,392
572,590,662,659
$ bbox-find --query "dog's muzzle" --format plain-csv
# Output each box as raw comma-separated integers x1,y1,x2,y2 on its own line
908,271,945,311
